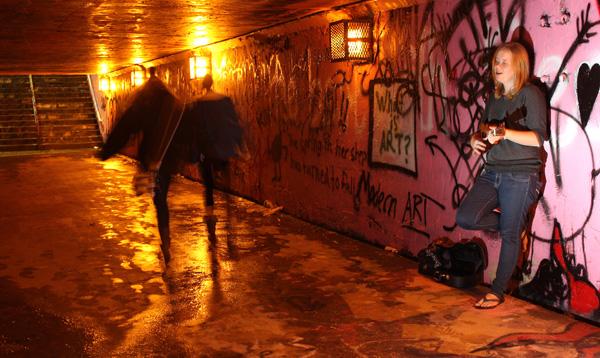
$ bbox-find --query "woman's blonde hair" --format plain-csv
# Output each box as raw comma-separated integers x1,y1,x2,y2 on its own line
492,42,530,99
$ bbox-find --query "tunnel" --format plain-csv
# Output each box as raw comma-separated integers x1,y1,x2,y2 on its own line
1,0,600,356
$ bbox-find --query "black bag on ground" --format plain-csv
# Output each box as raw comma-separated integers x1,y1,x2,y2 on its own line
417,237,487,288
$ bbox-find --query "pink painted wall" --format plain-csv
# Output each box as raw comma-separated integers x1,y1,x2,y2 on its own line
413,0,600,320
98,0,600,321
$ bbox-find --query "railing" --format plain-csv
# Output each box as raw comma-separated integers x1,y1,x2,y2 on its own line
87,75,106,142
28,75,40,149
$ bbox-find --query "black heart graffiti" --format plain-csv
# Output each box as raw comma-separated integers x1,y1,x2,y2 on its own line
576,63,600,128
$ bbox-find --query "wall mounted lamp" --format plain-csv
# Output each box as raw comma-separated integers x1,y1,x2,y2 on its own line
189,55,211,80
99,76,117,94
329,19,373,62
99,76,110,92
130,65,146,87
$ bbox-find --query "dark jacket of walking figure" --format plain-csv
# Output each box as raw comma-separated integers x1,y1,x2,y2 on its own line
183,74,243,218
455,42,548,309
99,67,189,264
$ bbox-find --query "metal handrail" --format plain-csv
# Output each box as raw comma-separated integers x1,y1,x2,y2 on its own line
87,74,106,142
28,75,40,148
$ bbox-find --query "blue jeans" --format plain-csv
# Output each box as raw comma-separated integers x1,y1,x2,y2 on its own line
456,168,541,297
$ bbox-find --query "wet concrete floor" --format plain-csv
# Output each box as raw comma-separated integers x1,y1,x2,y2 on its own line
1,151,599,357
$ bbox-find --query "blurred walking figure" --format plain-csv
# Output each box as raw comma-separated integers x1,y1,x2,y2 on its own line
184,74,243,225
99,67,187,264
99,70,242,263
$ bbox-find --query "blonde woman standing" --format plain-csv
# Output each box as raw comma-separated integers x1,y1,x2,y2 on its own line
456,42,548,309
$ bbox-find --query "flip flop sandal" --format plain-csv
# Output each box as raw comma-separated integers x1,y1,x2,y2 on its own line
474,292,505,309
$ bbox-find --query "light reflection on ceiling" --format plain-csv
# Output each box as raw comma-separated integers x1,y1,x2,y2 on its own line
0,0,366,74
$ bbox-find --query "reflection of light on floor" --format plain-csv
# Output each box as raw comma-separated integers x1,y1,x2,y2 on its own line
112,278,124,284
100,220,119,240
130,284,143,293
188,239,212,271
130,242,159,272
126,221,154,238
218,259,232,273
100,159,130,172
176,237,226,324
102,231,118,240
115,293,170,353
187,279,214,325
147,277,163,285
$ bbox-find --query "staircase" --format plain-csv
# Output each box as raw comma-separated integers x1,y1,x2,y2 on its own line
0,75,102,152
0,76,38,151
32,75,102,150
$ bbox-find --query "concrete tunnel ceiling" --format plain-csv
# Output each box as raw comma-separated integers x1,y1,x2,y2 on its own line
0,0,380,75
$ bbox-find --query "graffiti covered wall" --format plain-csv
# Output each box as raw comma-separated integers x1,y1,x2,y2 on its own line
408,0,600,321
100,0,600,321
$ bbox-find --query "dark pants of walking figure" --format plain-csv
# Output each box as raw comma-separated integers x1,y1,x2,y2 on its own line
152,159,223,240
200,158,228,211
153,169,172,249
455,168,541,297
152,159,227,262
200,159,216,208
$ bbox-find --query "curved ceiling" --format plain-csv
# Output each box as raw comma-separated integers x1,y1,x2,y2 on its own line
0,0,363,74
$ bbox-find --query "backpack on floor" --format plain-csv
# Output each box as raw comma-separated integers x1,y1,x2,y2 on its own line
417,237,487,288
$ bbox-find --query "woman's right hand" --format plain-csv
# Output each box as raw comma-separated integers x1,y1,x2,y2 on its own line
470,132,488,155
